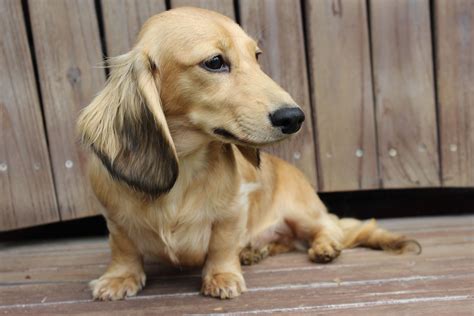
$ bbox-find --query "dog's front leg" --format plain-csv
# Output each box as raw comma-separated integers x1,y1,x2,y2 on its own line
201,216,247,299
90,228,145,301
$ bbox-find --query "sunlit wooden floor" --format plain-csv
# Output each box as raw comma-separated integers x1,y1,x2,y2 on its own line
1,215,473,315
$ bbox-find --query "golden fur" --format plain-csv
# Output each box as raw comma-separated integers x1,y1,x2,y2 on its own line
77,7,420,301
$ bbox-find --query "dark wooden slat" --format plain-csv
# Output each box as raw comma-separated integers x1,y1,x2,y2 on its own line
1,249,473,299
1,240,471,278
370,0,440,188
1,276,472,314
0,0,59,231
320,300,474,316
239,0,318,188
1,247,472,285
171,0,235,19
305,0,379,191
28,0,106,220
435,0,474,187
378,215,474,230
1,215,472,272
0,215,467,255
101,0,166,57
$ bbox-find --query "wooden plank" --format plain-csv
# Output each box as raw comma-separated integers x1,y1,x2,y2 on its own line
1,239,471,277
370,0,440,188
0,0,59,231
305,0,379,191
435,0,474,187
321,300,474,316
239,0,318,188
28,0,106,220
171,0,235,20
1,246,472,284
1,215,471,271
0,274,472,314
101,0,166,57
378,215,474,230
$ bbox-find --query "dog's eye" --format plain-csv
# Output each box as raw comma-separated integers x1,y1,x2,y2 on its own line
256,51,262,61
202,55,229,72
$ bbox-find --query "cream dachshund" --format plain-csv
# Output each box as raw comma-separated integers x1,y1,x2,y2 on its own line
78,7,419,301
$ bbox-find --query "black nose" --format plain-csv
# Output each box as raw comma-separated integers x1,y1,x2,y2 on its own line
269,107,305,134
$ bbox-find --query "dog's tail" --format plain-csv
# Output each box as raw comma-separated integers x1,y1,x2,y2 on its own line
336,217,422,254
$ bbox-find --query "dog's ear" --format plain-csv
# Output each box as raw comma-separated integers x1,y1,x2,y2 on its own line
77,51,178,196
236,145,260,168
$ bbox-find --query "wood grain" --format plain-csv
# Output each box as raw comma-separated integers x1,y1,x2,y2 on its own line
305,0,379,191
0,216,472,314
0,0,59,231
101,0,167,57
171,0,235,19
370,0,440,188
28,0,105,220
239,0,318,187
435,0,474,187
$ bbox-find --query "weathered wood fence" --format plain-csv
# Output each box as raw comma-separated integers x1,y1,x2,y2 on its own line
1,0,473,231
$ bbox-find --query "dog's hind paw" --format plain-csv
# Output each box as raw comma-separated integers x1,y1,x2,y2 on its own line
308,240,341,263
239,245,269,265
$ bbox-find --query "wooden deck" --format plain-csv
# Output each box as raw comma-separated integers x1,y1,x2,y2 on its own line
1,215,473,315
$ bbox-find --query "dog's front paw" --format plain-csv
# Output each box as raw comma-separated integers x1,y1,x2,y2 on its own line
308,240,341,263
201,272,247,299
90,272,146,301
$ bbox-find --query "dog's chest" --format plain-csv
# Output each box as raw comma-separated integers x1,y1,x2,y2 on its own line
111,144,258,267
126,202,214,266
123,181,255,267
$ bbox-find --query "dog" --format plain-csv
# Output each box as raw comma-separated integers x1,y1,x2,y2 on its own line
77,7,420,301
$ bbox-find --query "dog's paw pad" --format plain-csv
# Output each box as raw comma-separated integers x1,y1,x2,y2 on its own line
90,273,146,301
201,272,246,299
308,242,341,263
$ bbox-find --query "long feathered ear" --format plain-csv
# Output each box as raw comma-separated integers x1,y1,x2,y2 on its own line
77,51,178,196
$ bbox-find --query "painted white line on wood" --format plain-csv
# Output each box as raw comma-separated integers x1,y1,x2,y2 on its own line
1,273,472,310
0,292,199,310
192,295,472,315
247,273,474,293
249,261,405,274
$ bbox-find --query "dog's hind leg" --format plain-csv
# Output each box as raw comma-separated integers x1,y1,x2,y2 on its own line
239,242,294,265
240,245,270,265
284,202,344,264
307,217,344,263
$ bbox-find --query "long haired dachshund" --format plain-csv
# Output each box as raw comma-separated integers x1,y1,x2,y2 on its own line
78,7,420,300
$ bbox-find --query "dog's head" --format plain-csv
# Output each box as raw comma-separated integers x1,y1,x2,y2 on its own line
78,7,304,196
